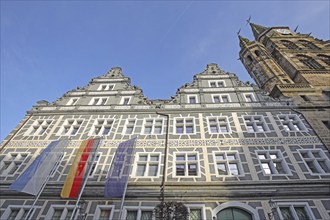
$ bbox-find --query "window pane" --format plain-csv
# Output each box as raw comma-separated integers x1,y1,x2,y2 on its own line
190,209,202,220
274,162,285,174
64,209,73,220
294,207,309,220
176,155,185,161
154,126,162,134
188,164,197,175
8,209,20,220
186,126,194,133
176,126,184,134
188,155,197,161
217,163,227,175
99,209,111,220
139,155,148,161
141,211,153,220
229,163,239,175
220,125,228,133
126,210,138,220
215,155,224,160
150,156,159,161
318,161,330,173
176,164,185,176
144,127,152,134
52,209,63,220
306,161,319,173
280,207,294,220
227,154,236,160
262,163,272,174
210,125,219,133
148,165,158,176
136,165,146,176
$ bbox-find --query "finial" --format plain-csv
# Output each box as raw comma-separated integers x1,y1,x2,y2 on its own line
246,15,252,25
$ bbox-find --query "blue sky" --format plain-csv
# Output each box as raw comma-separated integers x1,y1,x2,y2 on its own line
1,1,329,141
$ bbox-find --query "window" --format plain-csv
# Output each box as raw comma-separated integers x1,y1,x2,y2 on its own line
209,80,225,88
257,151,289,175
89,97,108,105
142,118,163,135
277,203,315,220
124,119,136,135
244,93,255,102
58,119,83,136
299,149,330,174
281,40,300,50
174,117,195,134
175,152,199,177
217,208,252,220
0,153,29,176
214,151,242,176
278,114,306,132
121,97,132,105
322,120,330,130
125,208,153,220
1,206,32,220
25,119,52,136
98,84,115,91
66,98,79,105
298,40,320,50
45,206,74,220
243,115,269,133
89,153,101,176
134,153,160,177
188,95,198,104
186,206,205,220
90,119,114,136
318,54,330,66
212,94,231,103
95,206,114,220
297,55,323,69
300,95,310,102
207,116,231,134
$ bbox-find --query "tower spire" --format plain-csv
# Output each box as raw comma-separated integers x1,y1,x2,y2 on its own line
238,35,252,48
250,23,269,40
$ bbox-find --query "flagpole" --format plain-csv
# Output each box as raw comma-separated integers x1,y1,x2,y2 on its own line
70,138,101,220
118,136,138,220
24,138,69,220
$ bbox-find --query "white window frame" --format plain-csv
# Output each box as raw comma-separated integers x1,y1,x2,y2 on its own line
1,205,34,220
243,93,256,102
66,98,79,105
212,94,231,103
89,119,115,136
24,119,53,136
207,116,231,134
213,151,243,176
123,206,154,220
256,150,291,175
0,152,29,176
174,152,200,177
89,97,108,106
209,80,226,88
120,96,132,105
94,205,115,220
277,114,307,132
50,153,65,177
97,84,115,91
186,204,206,220
45,205,74,220
173,117,196,135
187,95,198,104
88,153,102,177
298,149,330,175
141,118,164,135
276,202,315,220
57,119,84,136
123,118,137,135
243,115,270,133
132,152,161,178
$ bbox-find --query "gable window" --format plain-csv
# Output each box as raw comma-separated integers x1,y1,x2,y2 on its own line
299,149,330,174
66,98,79,105
297,55,323,69
124,119,136,135
188,95,198,104
174,117,195,134
317,54,330,66
281,40,300,50
89,97,108,105
209,80,225,88
121,97,131,105
277,203,315,220
58,119,83,136
90,119,114,136
25,119,52,136
244,93,255,102
278,114,306,132
174,152,199,177
243,115,269,133
142,118,163,135
212,94,231,103
298,40,320,50
134,153,160,177
213,151,242,176
207,116,231,134
257,150,290,175
98,84,115,91
0,152,29,176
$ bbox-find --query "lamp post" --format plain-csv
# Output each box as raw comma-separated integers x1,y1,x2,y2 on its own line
268,198,278,220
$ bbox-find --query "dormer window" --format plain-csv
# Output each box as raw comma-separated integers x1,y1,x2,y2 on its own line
209,80,225,88
67,98,79,105
244,93,256,102
98,84,115,91
89,98,108,105
188,95,198,104
121,97,131,105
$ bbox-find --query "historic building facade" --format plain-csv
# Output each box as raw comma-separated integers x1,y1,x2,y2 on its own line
1,63,330,220
239,23,330,149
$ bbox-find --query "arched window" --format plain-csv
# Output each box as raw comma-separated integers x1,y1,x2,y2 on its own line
297,55,323,69
298,40,320,50
317,54,330,66
216,208,252,220
281,40,300,50
255,50,261,57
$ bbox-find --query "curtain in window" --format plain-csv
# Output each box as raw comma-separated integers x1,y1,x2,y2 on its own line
280,207,294,220
295,207,309,220
140,211,153,220
126,210,138,220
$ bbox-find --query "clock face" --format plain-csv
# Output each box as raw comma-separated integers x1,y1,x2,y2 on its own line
276,29,291,35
